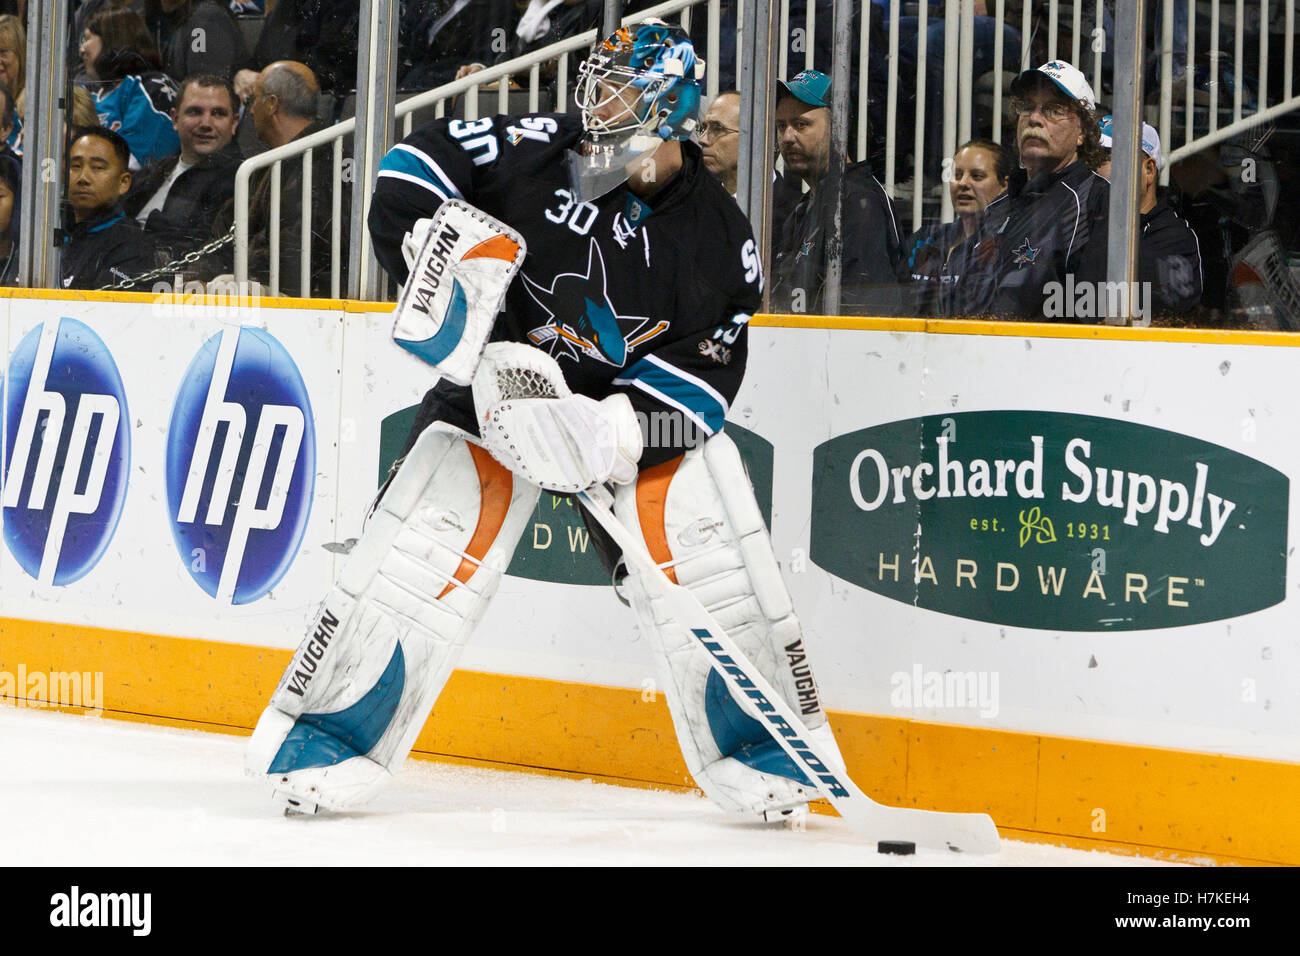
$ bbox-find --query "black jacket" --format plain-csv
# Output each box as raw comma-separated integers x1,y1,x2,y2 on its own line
61,204,159,291
968,159,1110,320
770,161,903,316
155,1,254,82
125,142,244,263
254,0,360,97
899,193,1010,318
1140,197,1204,316
397,0,520,90
205,121,348,297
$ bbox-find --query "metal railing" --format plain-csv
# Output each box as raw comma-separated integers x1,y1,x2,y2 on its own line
234,0,720,298
228,0,1299,318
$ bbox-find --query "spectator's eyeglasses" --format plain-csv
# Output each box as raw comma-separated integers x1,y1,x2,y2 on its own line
1010,97,1073,122
698,121,739,141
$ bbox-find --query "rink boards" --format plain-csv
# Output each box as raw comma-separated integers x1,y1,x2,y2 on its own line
1,288,1297,865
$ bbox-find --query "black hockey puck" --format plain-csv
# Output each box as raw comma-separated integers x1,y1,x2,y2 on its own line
877,840,916,855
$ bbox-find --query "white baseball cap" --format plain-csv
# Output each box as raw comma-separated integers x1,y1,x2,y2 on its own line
1098,115,1164,169
1011,60,1097,111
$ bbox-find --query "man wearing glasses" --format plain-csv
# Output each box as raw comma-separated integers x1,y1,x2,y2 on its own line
699,91,741,196
964,61,1111,321
699,89,800,232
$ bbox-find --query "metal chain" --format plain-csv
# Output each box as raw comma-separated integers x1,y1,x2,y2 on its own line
98,226,238,292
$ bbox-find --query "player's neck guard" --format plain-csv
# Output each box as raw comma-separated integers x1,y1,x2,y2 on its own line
565,133,667,203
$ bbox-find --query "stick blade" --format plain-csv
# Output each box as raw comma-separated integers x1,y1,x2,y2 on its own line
849,804,1001,855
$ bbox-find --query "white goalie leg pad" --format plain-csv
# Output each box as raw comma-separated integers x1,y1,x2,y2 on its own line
245,422,538,811
615,433,846,817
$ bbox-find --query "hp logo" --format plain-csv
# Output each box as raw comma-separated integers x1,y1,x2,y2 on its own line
166,327,315,604
2,318,131,586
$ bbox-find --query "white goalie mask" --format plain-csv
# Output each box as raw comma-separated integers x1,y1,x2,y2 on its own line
566,20,705,202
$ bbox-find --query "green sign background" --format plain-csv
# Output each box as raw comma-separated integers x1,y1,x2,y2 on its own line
810,411,1288,630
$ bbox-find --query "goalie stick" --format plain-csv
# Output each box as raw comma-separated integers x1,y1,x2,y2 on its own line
576,485,1001,855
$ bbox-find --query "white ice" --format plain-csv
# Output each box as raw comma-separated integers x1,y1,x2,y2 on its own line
0,706,1181,866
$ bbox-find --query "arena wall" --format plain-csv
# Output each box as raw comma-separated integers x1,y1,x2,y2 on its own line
2,288,1296,865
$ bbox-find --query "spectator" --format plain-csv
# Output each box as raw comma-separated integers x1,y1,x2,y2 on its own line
68,86,102,133
397,0,519,92
62,127,159,289
1096,116,1203,317
237,0,359,101
699,89,801,234
205,60,345,296
0,13,23,153
769,69,902,315
0,151,18,284
125,73,242,263
900,138,1011,317
967,61,1110,321
1167,144,1270,316
69,0,141,86
0,80,16,158
80,6,182,168
147,0,252,83
699,90,742,196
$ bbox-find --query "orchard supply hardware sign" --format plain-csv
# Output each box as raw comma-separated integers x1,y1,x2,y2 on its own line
811,411,1288,630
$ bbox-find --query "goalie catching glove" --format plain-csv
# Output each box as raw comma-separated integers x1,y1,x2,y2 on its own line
472,342,643,493
391,200,526,386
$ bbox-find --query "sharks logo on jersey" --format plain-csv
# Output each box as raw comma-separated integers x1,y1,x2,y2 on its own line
522,239,668,367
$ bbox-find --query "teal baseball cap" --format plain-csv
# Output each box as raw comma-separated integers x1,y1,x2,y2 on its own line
777,69,831,108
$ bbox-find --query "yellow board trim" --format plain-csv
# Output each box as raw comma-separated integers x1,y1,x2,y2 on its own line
2,617,1296,865
753,311,1300,346
6,287,1292,346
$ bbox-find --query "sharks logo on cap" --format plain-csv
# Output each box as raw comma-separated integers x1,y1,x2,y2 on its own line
523,239,667,366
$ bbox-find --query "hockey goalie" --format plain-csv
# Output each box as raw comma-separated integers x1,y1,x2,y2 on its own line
245,21,848,822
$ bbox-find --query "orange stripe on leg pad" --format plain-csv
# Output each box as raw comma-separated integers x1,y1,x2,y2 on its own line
635,456,685,585
435,443,515,600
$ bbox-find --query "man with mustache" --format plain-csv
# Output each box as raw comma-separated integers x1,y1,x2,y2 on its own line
769,69,902,315
965,61,1111,321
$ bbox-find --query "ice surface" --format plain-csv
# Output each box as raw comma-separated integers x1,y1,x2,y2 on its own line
0,707,1181,866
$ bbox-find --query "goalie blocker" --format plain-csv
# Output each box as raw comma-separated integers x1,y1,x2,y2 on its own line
391,199,526,386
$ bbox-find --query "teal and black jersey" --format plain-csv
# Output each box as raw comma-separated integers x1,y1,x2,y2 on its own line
93,73,182,170
369,112,762,464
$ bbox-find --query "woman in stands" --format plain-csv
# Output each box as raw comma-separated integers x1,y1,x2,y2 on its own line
79,6,181,168
899,138,1012,318
0,14,24,153
0,151,19,284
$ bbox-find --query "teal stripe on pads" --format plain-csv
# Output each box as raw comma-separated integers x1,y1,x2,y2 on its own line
396,279,468,367
614,356,727,434
704,668,812,786
268,642,406,774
